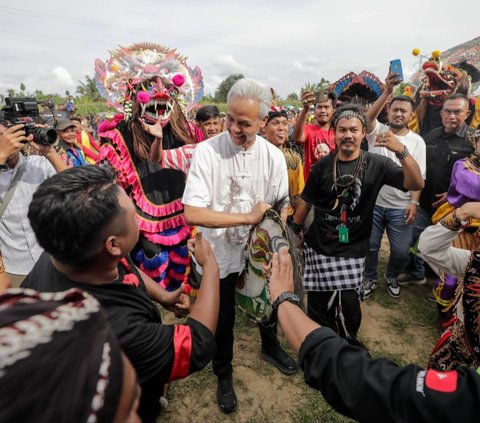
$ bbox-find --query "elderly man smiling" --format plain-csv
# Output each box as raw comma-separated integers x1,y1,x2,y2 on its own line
183,78,294,414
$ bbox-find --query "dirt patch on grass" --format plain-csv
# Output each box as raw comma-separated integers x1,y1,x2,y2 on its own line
360,300,435,365
161,320,305,423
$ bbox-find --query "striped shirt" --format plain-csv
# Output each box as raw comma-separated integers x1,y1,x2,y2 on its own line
0,154,56,274
161,144,196,174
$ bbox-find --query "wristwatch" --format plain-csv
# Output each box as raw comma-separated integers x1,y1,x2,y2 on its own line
395,146,410,160
272,291,301,309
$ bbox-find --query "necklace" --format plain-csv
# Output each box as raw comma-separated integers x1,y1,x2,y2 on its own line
332,150,365,190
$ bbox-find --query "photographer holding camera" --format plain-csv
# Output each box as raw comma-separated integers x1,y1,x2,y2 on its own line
0,118,67,287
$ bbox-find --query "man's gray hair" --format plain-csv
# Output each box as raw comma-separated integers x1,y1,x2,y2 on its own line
227,78,272,119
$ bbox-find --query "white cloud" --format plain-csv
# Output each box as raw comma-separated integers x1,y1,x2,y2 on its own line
1,0,479,101
210,55,248,76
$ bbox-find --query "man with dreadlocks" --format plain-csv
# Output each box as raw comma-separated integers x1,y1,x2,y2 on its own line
292,104,424,344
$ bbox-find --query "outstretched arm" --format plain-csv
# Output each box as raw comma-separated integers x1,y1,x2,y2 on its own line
184,202,271,228
365,70,400,133
292,91,315,144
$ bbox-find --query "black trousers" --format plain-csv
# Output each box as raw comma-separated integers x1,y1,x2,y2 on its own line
212,273,280,377
307,289,364,347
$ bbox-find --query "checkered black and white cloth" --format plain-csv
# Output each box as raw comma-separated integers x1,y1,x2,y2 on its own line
303,244,365,292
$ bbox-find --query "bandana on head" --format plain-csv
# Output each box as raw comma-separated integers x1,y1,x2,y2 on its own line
0,288,124,423
266,110,288,123
333,109,367,129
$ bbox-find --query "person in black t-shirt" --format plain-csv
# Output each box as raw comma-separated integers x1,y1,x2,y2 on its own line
292,104,424,344
21,165,220,423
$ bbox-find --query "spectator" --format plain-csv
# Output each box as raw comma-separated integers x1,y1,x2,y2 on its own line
262,109,305,215
65,95,75,118
196,105,222,140
292,89,336,181
0,288,141,423
21,165,220,423
401,93,475,285
55,119,88,167
364,70,427,299
268,246,480,423
292,104,424,344
183,78,291,414
0,121,66,287
71,116,101,164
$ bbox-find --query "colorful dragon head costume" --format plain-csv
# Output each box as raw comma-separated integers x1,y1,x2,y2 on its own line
410,40,480,134
413,50,474,106
95,43,204,124
328,71,385,106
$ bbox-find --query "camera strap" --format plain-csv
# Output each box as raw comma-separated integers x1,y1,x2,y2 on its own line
0,161,27,220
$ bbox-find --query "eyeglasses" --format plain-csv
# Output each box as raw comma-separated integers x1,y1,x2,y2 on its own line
440,109,465,116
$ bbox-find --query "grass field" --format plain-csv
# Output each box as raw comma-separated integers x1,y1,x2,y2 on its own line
160,248,441,423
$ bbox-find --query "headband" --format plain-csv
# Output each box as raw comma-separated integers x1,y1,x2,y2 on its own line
266,110,288,123
333,109,367,129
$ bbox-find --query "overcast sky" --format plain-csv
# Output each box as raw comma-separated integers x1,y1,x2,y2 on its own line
1,0,478,101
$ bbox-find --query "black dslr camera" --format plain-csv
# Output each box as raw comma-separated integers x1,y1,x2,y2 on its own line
2,97,57,145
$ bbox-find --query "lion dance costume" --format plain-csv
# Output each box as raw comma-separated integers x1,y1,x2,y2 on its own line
95,43,204,292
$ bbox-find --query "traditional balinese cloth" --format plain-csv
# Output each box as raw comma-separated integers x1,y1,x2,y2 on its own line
303,245,365,293
99,121,192,292
418,213,480,371
0,288,124,423
430,154,480,307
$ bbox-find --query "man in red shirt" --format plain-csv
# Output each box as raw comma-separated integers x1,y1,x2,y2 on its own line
292,89,336,181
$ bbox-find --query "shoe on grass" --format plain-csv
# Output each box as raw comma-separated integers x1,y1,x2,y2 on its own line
397,272,426,286
363,278,377,300
385,275,401,299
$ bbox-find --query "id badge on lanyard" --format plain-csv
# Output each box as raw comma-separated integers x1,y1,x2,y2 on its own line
338,204,349,244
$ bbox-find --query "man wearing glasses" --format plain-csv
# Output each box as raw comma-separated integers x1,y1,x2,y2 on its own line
400,93,475,285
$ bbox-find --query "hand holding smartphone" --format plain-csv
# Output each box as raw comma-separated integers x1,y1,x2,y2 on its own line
389,59,404,83
314,89,329,103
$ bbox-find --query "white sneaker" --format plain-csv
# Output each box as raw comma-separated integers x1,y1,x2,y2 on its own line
385,275,401,299
363,278,377,299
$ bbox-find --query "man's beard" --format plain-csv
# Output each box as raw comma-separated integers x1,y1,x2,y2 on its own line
389,121,407,130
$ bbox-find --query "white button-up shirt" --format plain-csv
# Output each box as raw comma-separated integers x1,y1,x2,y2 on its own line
183,132,289,278
0,154,56,274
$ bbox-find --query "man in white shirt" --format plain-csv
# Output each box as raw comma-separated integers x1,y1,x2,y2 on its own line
0,121,66,286
183,78,290,413
363,70,426,299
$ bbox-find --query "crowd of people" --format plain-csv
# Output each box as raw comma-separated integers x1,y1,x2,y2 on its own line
0,63,480,423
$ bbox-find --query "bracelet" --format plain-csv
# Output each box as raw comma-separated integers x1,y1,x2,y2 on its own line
272,292,301,310
442,211,471,231
395,146,410,160
410,200,420,206
453,210,470,227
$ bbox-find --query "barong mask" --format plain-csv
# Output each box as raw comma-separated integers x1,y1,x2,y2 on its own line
95,43,204,122
130,76,184,126
412,49,477,106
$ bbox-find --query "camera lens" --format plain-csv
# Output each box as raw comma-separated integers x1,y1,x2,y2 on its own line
27,126,57,145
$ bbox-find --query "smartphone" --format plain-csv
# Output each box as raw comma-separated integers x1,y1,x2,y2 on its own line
315,90,329,103
390,59,404,82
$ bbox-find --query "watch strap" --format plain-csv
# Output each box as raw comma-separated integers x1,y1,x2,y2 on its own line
272,291,301,309
395,145,410,160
